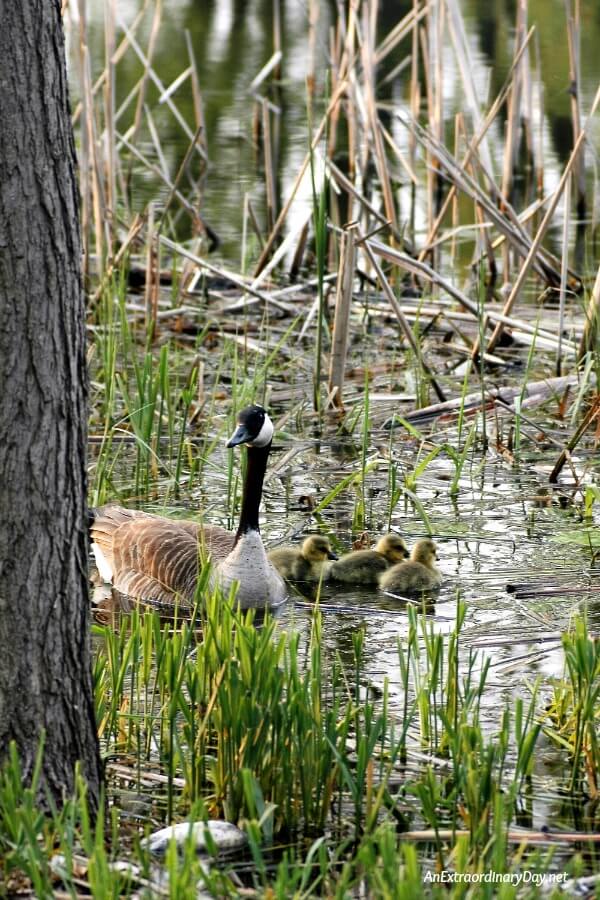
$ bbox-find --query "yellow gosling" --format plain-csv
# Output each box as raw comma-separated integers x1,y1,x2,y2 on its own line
329,534,409,585
378,539,442,593
268,535,337,582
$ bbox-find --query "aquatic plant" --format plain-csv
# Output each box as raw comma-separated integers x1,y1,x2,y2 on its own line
544,615,600,796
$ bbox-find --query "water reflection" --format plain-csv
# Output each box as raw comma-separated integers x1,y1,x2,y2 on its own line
72,1,600,266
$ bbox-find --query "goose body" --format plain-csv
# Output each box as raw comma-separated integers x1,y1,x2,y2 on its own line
329,534,408,584
268,535,337,582
378,539,442,593
90,406,286,609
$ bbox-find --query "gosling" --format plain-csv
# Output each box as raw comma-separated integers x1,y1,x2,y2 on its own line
379,539,442,593
268,535,337,582
329,533,409,585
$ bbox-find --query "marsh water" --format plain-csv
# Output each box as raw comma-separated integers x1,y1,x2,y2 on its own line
72,0,600,264
89,314,600,850
75,0,600,872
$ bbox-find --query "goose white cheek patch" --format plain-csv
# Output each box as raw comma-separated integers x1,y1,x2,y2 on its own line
251,415,274,447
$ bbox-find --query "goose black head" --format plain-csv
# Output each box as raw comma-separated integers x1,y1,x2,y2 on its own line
227,405,274,449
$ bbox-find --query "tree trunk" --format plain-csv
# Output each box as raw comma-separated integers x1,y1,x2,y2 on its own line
0,0,101,810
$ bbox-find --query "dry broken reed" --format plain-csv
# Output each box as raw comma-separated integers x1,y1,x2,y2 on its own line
68,0,600,477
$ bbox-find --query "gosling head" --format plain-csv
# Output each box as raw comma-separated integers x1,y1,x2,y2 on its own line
302,535,338,562
411,538,439,568
375,533,409,563
227,405,274,449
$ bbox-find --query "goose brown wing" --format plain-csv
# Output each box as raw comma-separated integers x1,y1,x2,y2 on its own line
177,521,236,560
110,519,200,602
111,568,192,607
91,506,235,605
90,505,147,580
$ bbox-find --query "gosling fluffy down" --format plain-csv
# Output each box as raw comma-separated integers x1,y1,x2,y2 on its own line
268,535,337,582
329,534,409,584
378,539,442,593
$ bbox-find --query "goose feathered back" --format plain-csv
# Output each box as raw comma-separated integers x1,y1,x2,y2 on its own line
91,505,235,606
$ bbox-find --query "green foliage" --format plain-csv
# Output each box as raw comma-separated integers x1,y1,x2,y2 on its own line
543,615,600,794
2,599,585,895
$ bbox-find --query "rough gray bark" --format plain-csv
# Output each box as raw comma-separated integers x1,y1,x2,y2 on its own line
0,1,101,809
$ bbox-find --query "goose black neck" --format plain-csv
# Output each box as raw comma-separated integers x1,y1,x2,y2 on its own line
234,442,271,542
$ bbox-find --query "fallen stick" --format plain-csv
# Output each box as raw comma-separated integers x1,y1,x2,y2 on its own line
158,235,295,314
385,375,584,426
549,398,600,483
397,829,600,844
507,585,600,599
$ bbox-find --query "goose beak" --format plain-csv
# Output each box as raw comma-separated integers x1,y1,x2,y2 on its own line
327,550,338,560
227,423,252,447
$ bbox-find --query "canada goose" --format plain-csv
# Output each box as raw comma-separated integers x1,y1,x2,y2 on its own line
90,405,286,609
329,534,409,584
378,539,442,593
268,535,338,581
